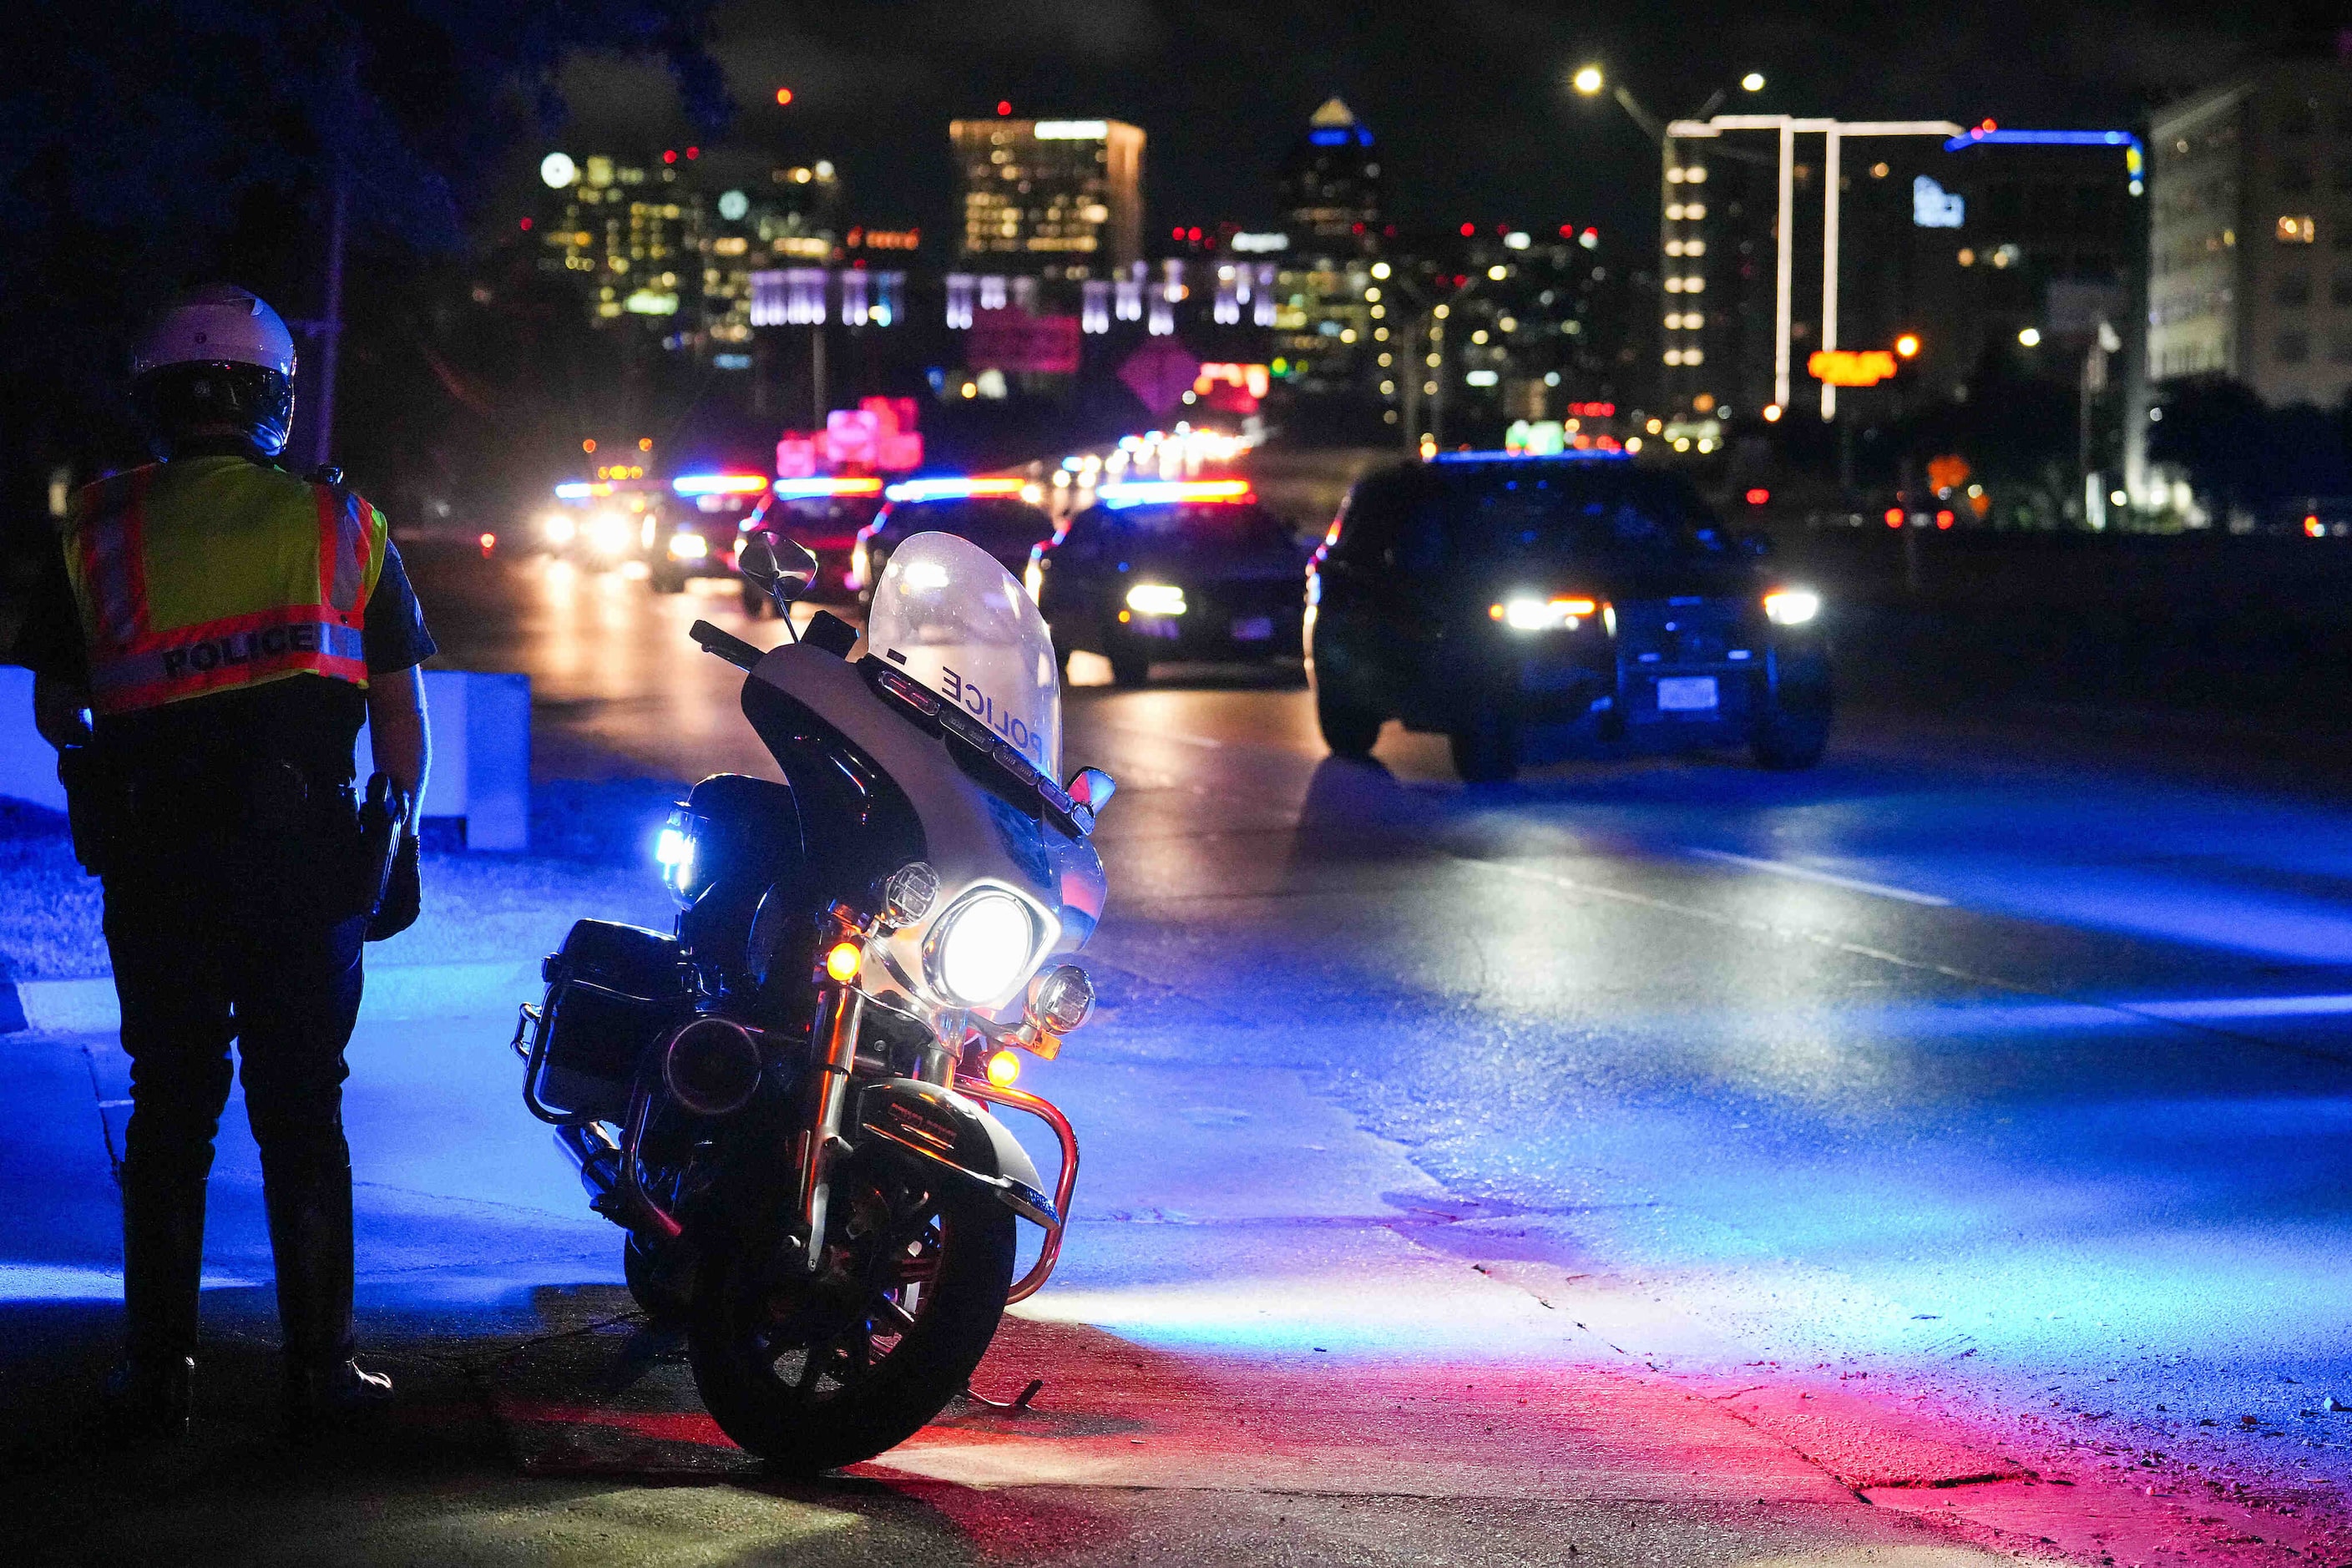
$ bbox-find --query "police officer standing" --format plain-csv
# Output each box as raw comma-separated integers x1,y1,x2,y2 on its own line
19,285,438,1439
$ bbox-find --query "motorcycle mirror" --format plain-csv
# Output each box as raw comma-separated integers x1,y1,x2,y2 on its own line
1065,766,1116,814
738,534,820,604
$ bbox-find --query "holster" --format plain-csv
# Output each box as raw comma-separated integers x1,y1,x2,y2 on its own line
358,772,420,942
56,746,129,877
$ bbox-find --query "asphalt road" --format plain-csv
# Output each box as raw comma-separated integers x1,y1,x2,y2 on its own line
13,542,2352,1565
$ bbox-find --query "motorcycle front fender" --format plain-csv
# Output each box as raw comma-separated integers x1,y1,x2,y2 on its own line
854,1078,1056,1227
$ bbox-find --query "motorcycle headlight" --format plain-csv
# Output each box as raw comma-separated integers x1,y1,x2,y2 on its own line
928,890,1039,1007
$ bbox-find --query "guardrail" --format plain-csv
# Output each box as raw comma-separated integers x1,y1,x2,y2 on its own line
0,667,529,851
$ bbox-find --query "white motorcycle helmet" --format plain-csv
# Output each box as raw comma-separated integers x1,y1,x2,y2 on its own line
130,285,300,459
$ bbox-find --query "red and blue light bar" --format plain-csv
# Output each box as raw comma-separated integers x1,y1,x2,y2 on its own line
672,473,772,497
1096,478,1254,507
884,476,1026,503
771,476,884,499
1429,449,1631,464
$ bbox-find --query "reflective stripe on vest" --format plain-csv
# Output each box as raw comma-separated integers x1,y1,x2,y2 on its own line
63,458,384,715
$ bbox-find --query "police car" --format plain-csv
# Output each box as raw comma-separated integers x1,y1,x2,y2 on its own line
1030,480,1311,687
1305,452,1831,781
849,478,1055,604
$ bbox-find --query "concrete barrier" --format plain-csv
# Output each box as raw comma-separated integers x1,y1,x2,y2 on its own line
0,667,529,850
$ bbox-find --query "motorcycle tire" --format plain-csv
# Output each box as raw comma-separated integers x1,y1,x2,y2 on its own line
625,1233,693,1325
687,1154,1016,1473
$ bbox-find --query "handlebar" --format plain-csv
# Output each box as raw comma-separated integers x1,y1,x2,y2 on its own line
690,620,763,670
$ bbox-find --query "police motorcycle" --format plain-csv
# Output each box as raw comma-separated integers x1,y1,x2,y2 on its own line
509,529,1112,1471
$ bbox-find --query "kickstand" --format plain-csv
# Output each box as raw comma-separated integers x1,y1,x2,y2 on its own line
961,1377,1044,1412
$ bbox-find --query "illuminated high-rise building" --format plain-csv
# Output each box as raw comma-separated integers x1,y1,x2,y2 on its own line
1282,97,1380,250
539,153,710,338
950,118,1145,274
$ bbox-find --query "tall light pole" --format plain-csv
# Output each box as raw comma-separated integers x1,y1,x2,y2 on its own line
1662,115,1964,417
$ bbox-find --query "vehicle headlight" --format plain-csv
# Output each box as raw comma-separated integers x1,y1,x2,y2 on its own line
1125,583,1186,616
587,512,631,554
928,890,1039,1006
1490,594,1598,632
1763,589,1820,626
669,531,708,559
655,811,700,907
542,513,577,546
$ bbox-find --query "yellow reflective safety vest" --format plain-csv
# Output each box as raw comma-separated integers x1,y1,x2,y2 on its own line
61,456,388,716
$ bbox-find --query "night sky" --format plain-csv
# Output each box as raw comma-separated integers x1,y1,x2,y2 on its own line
525,0,2324,250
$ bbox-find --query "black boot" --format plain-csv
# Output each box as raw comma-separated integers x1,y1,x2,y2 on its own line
263,1152,392,1431
105,1157,209,1444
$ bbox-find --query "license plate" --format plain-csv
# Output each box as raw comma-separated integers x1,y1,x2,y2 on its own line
1230,616,1274,642
1656,675,1719,712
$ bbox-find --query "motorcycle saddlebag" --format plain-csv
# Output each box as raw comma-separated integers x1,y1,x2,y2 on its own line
535,920,692,1122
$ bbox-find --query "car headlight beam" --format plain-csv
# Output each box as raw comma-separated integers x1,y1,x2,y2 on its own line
1125,583,1187,616
1763,589,1820,626
669,531,709,559
928,890,1039,1007
1490,594,1599,632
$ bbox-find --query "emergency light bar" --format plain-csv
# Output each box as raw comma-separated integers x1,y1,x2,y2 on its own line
553,481,614,500
1096,479,1254,507
672,473,773,497
771,477,885,498
883,477,1027,503
1428,448,1631,463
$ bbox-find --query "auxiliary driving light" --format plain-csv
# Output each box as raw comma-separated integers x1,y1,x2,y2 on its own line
1124,583,1187,616
1491,595,1598,632
984,1049,1023,1088
668,532,708,559
1027,964,1095,1034
929,890,1038,1006
880,861,940,928
824,941,862,984
1763,589,1821,625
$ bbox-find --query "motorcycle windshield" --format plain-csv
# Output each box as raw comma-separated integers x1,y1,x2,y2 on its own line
864,531,1061,779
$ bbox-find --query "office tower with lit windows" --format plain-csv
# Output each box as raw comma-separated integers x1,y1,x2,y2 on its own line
539,153,712,343
1282,97,1381,251
2149,57,2352,406
949,118,1144,275
1272,99,1383,401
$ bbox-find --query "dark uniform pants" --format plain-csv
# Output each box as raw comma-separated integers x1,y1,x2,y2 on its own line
104,874,368,1373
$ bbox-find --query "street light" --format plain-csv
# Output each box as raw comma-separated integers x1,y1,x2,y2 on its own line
1742,73,1766,92
1894,332,1921,358
1572,65,1605,95
2018,326,2042,346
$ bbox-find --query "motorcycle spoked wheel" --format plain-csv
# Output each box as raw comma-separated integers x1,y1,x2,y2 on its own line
686,1151,1016,1472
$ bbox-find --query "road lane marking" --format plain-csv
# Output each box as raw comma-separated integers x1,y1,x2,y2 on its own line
1685,848,1951,907
1459,855,2352,1067
2134,994,2352,1020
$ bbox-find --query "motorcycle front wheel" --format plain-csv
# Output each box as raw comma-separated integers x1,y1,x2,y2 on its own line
687,1151,1016,1472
